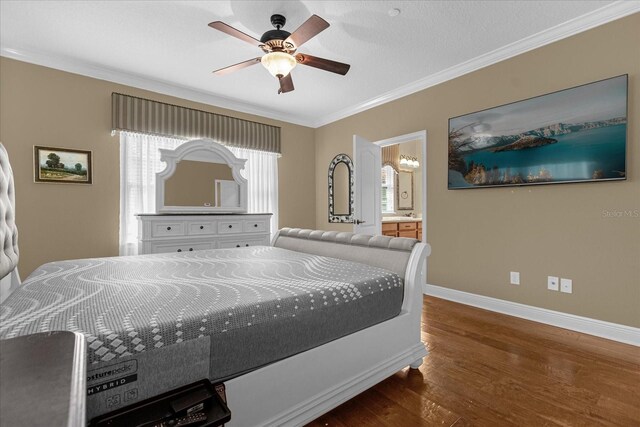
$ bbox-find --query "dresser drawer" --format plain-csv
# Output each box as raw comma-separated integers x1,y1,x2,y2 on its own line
188,222,215,235
138,214,272,255
218,220,243,234
399,222,417,231
218,238,268,249
399,230,417,238
150,241,213,254
382,223,398,232
152,222,185,238
243,219,268,233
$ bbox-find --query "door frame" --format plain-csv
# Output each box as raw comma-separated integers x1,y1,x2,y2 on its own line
354,130,428,285
372,130,427,245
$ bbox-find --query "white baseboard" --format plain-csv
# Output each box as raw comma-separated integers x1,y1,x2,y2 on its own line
424,284,640,347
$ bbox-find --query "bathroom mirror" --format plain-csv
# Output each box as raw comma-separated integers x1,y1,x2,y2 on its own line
156,139,248,213
328,154,354,223
396,170,414,210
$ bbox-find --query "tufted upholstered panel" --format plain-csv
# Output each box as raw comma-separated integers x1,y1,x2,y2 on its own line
0,143,19,280
275,228,418,277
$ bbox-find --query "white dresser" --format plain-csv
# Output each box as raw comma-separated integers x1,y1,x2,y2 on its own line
137,213,272,255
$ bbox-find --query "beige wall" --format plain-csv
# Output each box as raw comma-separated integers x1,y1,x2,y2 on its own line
0,57,316,277
314,15,640,327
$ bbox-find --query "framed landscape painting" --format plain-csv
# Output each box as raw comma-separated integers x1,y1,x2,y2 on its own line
448,75,627,189
34,146,92,184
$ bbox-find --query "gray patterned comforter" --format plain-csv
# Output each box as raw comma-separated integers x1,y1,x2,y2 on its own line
0,246,403,367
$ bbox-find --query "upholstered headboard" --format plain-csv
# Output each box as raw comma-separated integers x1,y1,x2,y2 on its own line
0,143,19,282
274,228,418,278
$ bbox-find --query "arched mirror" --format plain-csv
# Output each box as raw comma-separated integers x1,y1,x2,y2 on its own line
328,154,354,223
156,139,248,213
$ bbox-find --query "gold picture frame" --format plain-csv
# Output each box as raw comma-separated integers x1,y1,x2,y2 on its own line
34,146,93,184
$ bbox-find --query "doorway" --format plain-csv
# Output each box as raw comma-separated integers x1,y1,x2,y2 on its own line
353,130,428,284
353,131,427,242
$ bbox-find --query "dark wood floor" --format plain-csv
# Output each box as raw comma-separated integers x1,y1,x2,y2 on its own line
306,296,640,426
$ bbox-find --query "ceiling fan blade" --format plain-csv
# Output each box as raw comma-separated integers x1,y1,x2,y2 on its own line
213,58,261,75
208,21,262,47
278,73,295,94
295,53,350,75
284,15,329,49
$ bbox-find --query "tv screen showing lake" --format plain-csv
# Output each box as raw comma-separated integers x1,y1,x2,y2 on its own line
448,75,627,189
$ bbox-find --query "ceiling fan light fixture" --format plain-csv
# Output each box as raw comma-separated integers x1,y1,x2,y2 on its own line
261,51,297,78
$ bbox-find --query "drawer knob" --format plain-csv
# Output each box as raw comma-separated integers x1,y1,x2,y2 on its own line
228,225,233,229
177,249,182,252
200,226,204,230
245,244,249,247
189,248,193,251
254,224,258,228
167,226,172,231
236,244,240,248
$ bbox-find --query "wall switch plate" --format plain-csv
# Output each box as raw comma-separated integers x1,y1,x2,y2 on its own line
510,271,520,285
560,278,573,294
547,276,559,291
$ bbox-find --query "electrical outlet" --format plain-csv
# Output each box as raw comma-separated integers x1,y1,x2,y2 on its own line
510,271,520,285
560,278,573,294
547,276,559,291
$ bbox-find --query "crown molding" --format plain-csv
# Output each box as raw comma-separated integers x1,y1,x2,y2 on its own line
0,46,313,128
312,1,640,128
2,2,638,129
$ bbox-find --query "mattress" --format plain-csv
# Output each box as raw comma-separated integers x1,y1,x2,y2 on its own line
0,246,404,418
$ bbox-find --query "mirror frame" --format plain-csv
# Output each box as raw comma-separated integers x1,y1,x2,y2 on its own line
396,169,414,211
328,153,354,223
156,138,248,213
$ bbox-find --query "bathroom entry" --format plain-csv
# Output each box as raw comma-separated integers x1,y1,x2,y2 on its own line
353,131,427,243
381,140,423,240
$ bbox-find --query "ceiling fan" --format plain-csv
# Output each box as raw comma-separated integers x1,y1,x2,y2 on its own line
209,14,350,94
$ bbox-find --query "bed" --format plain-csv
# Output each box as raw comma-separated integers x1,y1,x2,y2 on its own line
0,143,430,426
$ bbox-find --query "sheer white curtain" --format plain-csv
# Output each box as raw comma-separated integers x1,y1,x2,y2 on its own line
119,132,186,255
119,132,278,255
228,147,279,239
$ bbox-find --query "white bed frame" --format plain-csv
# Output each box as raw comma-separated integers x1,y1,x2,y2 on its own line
1,142,430,426
0,143,21,304
223,230,431,427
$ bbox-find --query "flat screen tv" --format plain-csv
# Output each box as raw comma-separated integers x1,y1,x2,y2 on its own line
448,75,627,189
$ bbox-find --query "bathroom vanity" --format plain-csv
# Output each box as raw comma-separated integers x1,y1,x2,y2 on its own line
382,218,422,240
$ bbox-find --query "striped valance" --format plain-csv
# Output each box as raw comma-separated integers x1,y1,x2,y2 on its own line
111,93,281,154
382,144,399,172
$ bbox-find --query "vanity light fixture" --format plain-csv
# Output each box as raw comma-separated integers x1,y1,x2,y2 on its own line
399,155,419,168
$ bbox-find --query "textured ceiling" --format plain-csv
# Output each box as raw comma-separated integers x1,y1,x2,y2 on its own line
0,1,629,126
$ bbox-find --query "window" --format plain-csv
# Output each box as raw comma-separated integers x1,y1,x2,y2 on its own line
381,165,396,214
119,132,278,255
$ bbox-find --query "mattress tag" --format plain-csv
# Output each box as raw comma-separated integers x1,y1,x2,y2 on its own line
86,337,211,419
